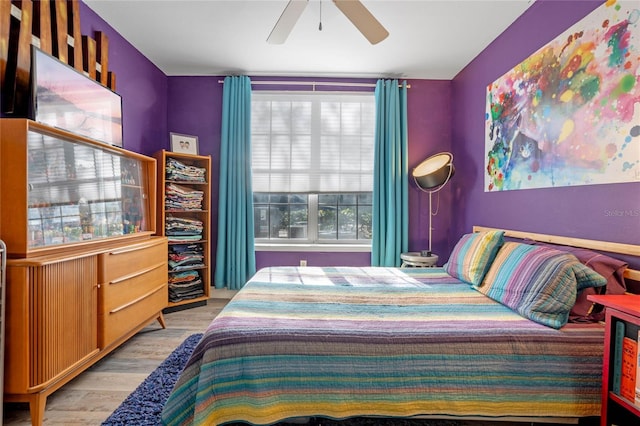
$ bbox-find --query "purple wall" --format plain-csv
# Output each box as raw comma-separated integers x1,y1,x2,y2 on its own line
451,0,640,266
80,0,638,274
407,79,454,259
80,3,167,156
256,251,372,270
77,3,456,271
165,77,453,268
167,77,223,264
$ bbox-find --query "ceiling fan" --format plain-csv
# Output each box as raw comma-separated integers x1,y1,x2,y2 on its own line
267,0,389,45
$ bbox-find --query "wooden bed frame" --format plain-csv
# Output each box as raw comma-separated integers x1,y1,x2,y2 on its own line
474,226,640,285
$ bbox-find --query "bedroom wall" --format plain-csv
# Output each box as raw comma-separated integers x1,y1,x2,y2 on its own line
50,0,640,274
451,0,640,266
23,0,636,278
167,77,223,268
167,77,453,269
78,2,455,273
80,3,167,156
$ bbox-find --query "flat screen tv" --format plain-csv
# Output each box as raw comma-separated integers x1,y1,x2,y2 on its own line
30,47,123,147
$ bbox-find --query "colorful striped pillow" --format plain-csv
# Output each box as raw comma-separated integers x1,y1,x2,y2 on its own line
444,230,504,285
476,242,606,329
573,261,610,290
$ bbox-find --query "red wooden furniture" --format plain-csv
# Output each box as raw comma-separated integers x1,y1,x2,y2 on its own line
588,294,640,426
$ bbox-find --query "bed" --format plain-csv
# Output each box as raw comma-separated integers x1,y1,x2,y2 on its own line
162,227,640,426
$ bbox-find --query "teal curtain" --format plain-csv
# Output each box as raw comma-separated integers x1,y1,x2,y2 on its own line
215,75,256,289
371,79,409,266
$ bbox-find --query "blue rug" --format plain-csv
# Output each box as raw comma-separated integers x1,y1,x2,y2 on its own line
102,333,203,426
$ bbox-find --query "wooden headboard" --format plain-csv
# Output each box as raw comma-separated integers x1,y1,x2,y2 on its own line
473,226,640,283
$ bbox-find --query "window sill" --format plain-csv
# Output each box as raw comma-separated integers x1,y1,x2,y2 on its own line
255,243,371,253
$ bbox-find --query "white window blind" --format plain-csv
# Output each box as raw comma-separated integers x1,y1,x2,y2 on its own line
251,92,375,193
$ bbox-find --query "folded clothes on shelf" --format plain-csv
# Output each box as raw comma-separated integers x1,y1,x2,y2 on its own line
166,216,203,243
168,270,204,302
166,158,206,182
170,243,204,254
165,183,204,210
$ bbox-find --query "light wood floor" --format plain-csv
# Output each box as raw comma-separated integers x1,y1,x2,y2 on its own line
2,296,232,426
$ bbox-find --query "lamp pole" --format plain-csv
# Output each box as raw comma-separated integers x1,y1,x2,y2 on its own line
426,191,433,257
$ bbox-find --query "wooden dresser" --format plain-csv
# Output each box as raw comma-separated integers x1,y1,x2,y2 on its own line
1,119,168,425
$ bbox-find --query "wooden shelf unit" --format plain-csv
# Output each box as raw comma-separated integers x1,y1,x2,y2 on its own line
154,150,211,310
588,294,640,426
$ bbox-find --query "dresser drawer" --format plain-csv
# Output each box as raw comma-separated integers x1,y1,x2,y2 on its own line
98,237,168,347
98,280,167,348
100,259,167,312
99,237,167,283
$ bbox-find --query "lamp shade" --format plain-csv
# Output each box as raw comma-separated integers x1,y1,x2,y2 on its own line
412,152,455,191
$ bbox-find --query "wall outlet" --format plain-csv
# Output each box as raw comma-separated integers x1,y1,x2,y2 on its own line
300,260,307,267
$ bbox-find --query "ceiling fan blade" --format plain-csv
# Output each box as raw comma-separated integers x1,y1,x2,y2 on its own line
333,0,389,45
267,0,309,44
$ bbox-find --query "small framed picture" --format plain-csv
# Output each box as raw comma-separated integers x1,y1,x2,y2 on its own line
170,132,199,155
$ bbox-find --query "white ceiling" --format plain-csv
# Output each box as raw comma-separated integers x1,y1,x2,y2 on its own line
83,0,535,80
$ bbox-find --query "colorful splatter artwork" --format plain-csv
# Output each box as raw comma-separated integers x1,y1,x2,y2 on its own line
485,0,640,191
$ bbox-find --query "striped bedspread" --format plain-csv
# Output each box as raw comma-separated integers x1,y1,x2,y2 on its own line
162,267,605,426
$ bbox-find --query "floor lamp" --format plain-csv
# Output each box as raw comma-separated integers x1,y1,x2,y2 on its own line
412,152,455,266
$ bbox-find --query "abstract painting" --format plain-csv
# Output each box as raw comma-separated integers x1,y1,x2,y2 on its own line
485,0,639,191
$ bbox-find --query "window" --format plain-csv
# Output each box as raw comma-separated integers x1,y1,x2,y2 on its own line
251,91,374,245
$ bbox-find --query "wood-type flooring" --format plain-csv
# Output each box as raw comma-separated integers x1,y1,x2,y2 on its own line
3,296,230,425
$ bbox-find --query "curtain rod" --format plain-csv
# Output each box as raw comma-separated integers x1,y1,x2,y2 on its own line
217,80,410,89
